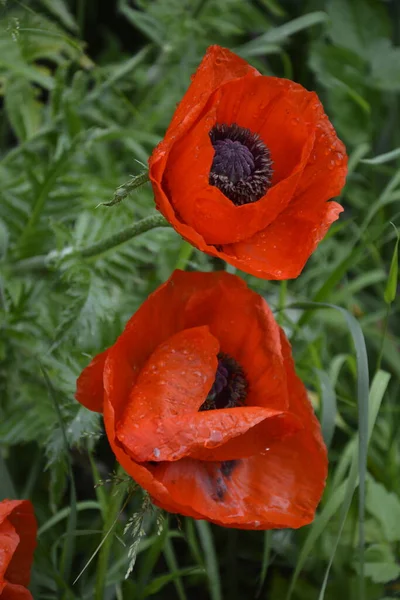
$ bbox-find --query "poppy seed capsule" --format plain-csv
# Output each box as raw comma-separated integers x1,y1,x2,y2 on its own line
209,123,273,206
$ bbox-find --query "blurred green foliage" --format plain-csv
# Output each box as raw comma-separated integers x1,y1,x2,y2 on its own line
0,0,399,598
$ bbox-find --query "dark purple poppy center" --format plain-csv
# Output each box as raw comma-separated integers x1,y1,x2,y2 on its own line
200,353,248,411
209,123,273,206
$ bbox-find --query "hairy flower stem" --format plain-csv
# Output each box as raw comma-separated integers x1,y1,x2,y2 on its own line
80,213,169,258
12,213,170,273
101,171,150,207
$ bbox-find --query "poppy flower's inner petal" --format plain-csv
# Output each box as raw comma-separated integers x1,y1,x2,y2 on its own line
119,326,219,424
186,409,301,461
101,271,257,425
221,199,343,280
1,501,37,587
183,278,290,411
103,367,206,522
75,348,109,413
151,379,326,528
149,417,326,529
117,405,298,463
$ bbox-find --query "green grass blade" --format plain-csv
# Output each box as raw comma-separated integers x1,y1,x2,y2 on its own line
287,302,369,598
287,370,390,600
317,370,391,600
362,147,400,164
40,364,77,587
316,368,337,449
163,536,188,600
195,521,222,600
256,530,272,598
384,224,399,304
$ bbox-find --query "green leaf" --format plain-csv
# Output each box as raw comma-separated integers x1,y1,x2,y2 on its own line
328,0,391,60
363,544,400,584
366,479,400,542
0,219,9,258
384,226,399,304
38,0,78,32
118,2,165,46
4,77,43,142
370,39,400,91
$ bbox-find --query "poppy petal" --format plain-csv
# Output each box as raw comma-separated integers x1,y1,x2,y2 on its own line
118,406,300,463
102,345,207,521
220,199,343,279
113,324,296,463
182,276,289,410
0,500,37,588
0,583,33,600
164,77,316,246
293,97,348,206
75,348,109,413
160,46,259,149
119,326,219,419
148,350,326,528
0,521,19,592
148,45,347,280
104,272,236,422
76,270,328,529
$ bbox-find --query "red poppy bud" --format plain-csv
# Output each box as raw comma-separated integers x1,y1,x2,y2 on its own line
0,499,37,599
149,45,347,280
76,271,327,529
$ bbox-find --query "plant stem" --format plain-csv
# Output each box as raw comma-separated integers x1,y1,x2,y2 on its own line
80,213,168,259
12,213,170,273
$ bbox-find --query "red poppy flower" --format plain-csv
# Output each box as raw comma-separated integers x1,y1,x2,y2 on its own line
76,270,327,529
0,500,37,600
149,45,347,280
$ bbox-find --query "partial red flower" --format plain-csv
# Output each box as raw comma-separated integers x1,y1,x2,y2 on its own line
149,45,347,280
76,270,327,529
0,500,37,600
